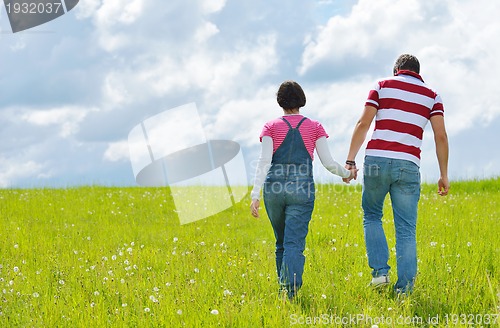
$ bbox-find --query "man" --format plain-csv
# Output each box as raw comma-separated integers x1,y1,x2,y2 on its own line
344,54,449,294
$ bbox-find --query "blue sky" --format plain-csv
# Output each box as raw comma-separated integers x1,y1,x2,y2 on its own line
0,0,499,188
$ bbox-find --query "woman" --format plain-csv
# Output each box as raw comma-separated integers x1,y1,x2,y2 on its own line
250,81,356,299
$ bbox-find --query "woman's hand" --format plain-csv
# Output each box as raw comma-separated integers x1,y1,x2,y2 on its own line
250,199,260,218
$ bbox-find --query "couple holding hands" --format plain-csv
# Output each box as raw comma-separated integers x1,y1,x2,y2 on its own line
250,54,450,299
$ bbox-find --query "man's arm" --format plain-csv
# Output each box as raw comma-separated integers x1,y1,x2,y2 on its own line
346,105,377,162
429,115,450,196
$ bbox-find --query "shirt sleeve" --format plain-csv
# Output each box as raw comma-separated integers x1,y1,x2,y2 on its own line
430,93,444,117
365,82,380,109
315,137,350,178
250,136,273,200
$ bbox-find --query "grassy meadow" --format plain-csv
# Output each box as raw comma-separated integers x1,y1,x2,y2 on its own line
0,178,499,327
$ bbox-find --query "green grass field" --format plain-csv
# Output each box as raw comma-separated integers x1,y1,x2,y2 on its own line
1,179,499,327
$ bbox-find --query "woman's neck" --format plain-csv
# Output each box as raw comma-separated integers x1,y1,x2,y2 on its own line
283,108,300,115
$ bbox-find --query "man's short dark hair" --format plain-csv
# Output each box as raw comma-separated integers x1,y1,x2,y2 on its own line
277,81,306,110
393,54,420,74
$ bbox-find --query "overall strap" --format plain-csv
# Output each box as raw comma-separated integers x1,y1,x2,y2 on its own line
280,116,308,129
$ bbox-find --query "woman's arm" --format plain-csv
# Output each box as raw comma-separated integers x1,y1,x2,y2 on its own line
316,137,351,178
250,136,273,200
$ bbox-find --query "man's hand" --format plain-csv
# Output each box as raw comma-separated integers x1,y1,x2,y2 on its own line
250,199,260,218
438,176,450,196
342,165,358,184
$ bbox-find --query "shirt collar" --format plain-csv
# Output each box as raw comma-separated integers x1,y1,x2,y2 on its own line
395,70,424,82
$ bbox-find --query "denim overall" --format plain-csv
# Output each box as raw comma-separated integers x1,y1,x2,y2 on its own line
263,116,315,299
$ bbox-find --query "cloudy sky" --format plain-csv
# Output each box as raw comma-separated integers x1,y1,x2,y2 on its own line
0,0,499,188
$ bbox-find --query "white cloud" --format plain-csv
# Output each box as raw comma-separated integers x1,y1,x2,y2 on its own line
0,157,45,188
103,140,129,162
200,0,226,14
20,106,95,138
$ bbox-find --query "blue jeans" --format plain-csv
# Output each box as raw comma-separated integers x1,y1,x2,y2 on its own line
362,156,421,293
263,175,315,298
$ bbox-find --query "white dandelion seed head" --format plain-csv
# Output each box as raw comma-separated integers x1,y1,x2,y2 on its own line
111,255,117,261
321,294,327,299
58,280,65,285
210,309,219,315
94,291,100,296
194,268,199,273
122,303,127,307
173,237,178,242
90,302,95,308
32,292,40,298
13,267,19,273
153,287,159,292
467,242,472,247
223,289,232,296
13,244,19,249
177,309,182,315
144,307,150,313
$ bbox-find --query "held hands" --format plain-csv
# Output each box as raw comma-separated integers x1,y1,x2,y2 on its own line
250,199,260,218
342,161,359,184
437,176,450,196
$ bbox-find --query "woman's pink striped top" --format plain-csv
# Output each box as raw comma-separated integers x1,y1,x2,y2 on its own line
259,114,328,160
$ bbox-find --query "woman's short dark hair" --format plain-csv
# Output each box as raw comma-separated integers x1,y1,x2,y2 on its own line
276,81,306,110
393,54,420,74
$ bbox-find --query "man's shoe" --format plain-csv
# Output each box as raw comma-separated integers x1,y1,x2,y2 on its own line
369,275,390,288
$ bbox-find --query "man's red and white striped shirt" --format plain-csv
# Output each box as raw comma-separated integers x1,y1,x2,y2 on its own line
365,70,444,166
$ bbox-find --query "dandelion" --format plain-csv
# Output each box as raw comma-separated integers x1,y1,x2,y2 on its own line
177,309,182,315
173,237,178,243
210,309,219,315
149,295,158,303
194,268,199,273
223,289,232,296
127,248,132,253
13,244,19,249
120,279,125,284
59,280,65,285
124,260,129,265
430,241,437,247
32,292,40,298
200,242,205,246
122,303,127,307
321,294,327,299
90,302,96,308
153,287,159,292
94,291,100,296
144,307,150,313
467,242,472,247
13,267,19,273
130,242,135,246
165,282,171,287
111,255,117,261
189,279,195,284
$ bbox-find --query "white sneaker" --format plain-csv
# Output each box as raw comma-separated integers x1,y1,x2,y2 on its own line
370,275,390,287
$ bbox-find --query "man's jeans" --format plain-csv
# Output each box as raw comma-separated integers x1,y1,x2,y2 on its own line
362,156,421,293
263,175,315,298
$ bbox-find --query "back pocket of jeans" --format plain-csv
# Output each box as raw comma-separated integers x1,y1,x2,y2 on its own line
398,167,420,195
